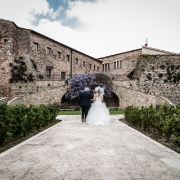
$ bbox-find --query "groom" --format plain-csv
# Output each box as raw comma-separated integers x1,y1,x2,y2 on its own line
78,87,92,122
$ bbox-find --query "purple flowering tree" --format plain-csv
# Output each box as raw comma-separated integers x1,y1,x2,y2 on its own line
65,73,113,100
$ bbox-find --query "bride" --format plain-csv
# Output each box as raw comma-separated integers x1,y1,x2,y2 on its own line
86,86,111,125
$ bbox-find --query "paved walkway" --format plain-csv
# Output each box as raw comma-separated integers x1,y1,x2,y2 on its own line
0,115,180,180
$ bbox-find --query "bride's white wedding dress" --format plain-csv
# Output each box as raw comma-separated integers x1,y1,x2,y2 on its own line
86,93,111,125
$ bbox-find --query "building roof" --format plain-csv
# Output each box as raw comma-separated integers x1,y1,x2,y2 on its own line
0,19,178,61
98,46,178,59
30,30,101,63
98,48,142,59
0,19,101,63
142,46,177,54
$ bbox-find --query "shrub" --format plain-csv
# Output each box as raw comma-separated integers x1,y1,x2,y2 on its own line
125,105,180,145
0,104,59,145
0,104,8,145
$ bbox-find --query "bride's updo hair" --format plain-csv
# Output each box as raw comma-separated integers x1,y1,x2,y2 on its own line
94,86,104,95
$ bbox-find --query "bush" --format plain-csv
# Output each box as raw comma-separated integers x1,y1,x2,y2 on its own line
0,104,59,145
0,104,8,145
125,105,180,145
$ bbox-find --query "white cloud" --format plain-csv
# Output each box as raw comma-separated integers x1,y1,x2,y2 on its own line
0,0,180,57
0,0,56,27
66,0,180,56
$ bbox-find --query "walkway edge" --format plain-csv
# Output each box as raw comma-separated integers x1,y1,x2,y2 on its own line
120,120,180,157
0,122,61,158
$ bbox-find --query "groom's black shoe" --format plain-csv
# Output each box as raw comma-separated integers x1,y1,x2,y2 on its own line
81,118,85,122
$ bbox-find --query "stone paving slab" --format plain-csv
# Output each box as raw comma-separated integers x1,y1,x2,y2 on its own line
0,115,180,180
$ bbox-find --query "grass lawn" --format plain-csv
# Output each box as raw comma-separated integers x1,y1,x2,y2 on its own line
59,108,125,115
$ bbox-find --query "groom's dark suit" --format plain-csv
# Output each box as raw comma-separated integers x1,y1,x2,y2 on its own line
78,90,92,122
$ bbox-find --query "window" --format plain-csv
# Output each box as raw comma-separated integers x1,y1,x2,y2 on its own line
61,72,66,80
114,62,116,69
97,66,99,71
108,63,110,71
46,69,51,78
120,60,122,68
105,64,107,71
47,47,51,55
102,64,105,71
46,66,53,78
67,54,70,62
58,51,61,59
75,58,78,65
89,63,92,70
117,61,120,69
116,60,123,69
83,61,85,67
33,42,39,51
3,38,8,44
94,65,96,71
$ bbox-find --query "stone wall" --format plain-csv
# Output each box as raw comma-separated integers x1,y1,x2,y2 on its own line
36,80,65,88
113,85,170,108
0,85,11,97
29,31,101,80
8,82,169,108
133,55,180,105
9,79,67,97
98,49,142,79
113,80,139,90
98,46,175,80
8,85,67,106
0,20,18,87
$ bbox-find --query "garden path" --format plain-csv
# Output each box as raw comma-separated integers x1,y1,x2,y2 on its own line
0,115,180,180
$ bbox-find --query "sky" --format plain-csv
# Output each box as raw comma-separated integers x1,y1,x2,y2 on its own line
0,0,180,57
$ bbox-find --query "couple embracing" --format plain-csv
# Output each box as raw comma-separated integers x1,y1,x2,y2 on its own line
78,86,111,125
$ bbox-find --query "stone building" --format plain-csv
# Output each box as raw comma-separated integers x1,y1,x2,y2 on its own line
0,19,179,107
0,19,101,97
99,46,175,80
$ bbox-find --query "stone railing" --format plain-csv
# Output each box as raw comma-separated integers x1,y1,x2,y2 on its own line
160,96,175,106
112,84,173,108
0,97,8,104
7,97,20,105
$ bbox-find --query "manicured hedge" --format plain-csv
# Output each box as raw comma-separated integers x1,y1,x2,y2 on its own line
125,105,180,146
0,104,59,145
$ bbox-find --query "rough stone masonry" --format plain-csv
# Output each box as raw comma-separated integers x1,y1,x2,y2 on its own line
0,19,179,106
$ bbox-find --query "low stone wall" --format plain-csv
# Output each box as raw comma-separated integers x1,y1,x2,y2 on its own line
36,80,65,88
113,85,171,108
11,83,37,96
8,82,171,108
8,85,67,106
